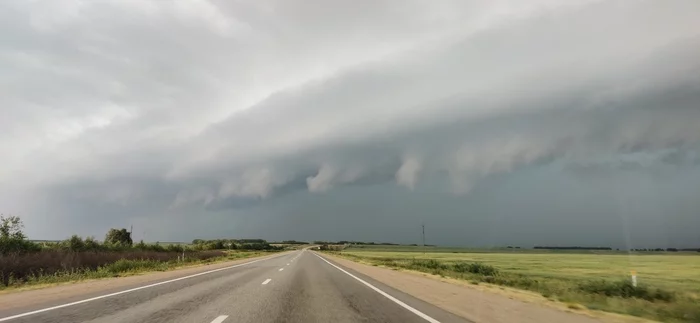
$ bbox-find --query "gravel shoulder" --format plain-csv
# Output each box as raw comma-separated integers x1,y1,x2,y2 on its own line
321,253,659,323
0,251,288,312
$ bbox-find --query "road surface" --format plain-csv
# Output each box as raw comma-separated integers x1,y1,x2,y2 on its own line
0,250,471,323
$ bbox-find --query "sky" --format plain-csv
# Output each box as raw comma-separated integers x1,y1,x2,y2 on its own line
2,0,700,249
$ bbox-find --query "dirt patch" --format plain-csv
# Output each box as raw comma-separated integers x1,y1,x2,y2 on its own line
321,253,658,323
0,252,287,312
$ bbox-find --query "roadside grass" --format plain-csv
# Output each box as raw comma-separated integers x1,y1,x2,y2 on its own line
330,247,700,323
0,250,271,291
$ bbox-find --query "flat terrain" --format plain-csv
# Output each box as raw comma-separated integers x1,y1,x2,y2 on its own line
343,246,700,294
339,245,700,322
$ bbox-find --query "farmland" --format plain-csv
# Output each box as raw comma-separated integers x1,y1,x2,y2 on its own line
334,245,700,323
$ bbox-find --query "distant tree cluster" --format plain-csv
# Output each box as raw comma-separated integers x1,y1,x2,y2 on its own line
534,246,613,250
318,244,345,251
275,240,308,245
190,239,282,251
631,248,700,252
315,240,404,246
506,246,522,249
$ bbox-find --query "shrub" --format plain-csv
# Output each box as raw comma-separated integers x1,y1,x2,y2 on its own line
452,262,499,276
99,259,166,274
578,280,674,302
104,228,133,246
134,242,166,252
0,239,41,254
166,244,185,253
83,236,102,251
63,235,85,252
0,250,225,287
409,259,448,270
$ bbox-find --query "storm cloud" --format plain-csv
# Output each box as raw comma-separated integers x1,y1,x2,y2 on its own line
2,0,699,248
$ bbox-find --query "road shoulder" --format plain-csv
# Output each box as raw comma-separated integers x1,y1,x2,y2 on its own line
320,253,657,323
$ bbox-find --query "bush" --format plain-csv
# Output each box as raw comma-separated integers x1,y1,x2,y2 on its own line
0,250,226,287
62,235,85,252
0,239,41,254
166,244,185,253
83,236,102,251
104,228,133,246
409,259,448,270
99,259,166,274
452,262,499,276
134,242,166,252
578,280,674,302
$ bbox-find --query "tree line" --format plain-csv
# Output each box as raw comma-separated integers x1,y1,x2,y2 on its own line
0,215,283,255
190,239,281,251
631,248,700,252
533,246,613,250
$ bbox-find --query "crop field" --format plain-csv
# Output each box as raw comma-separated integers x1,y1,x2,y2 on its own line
337,245,700,322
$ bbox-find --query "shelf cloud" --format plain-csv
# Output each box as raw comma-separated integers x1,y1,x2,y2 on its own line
2,0,699,247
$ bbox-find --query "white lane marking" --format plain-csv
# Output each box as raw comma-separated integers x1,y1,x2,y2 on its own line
211,315,229,323
279,268,284,271
0,254,288,322
287,263,290,266
262,278,272,285
313,253,441,323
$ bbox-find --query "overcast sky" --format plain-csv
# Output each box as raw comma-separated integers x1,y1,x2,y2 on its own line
2,0,700,248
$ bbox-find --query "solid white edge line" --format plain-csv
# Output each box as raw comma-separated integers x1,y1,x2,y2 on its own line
0,253,287,322
313,252,441,323
210,315,229,323
262,278,272,285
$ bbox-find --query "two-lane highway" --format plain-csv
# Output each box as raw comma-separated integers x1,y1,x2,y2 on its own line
0,250,471,323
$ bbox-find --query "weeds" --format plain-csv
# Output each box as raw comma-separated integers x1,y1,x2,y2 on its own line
409,259,448,270
452,262,499,276
0,250,227,287
578,280,674,302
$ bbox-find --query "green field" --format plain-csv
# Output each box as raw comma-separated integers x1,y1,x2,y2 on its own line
337,245,700,322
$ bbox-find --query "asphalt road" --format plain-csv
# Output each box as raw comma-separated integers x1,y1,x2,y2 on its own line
0,250,472,323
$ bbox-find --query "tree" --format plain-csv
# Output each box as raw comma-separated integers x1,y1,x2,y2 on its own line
0,215,26,240
1,215,40,254
64,235,85,251
105,228,133,246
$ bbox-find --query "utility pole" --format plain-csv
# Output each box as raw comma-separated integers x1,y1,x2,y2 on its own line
422,222,425,255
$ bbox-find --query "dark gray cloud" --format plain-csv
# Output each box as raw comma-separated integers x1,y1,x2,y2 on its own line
2,0,700,248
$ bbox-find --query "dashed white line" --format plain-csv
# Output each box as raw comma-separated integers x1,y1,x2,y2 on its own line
313,253,441,323
279,268,284,271
287,263,290,266
0,253,288,322
262,278,272,285
210,315,229,323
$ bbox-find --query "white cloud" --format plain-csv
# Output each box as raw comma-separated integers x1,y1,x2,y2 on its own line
396,157,422,190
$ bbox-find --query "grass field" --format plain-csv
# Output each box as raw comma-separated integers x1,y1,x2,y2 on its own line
336,245,700,323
